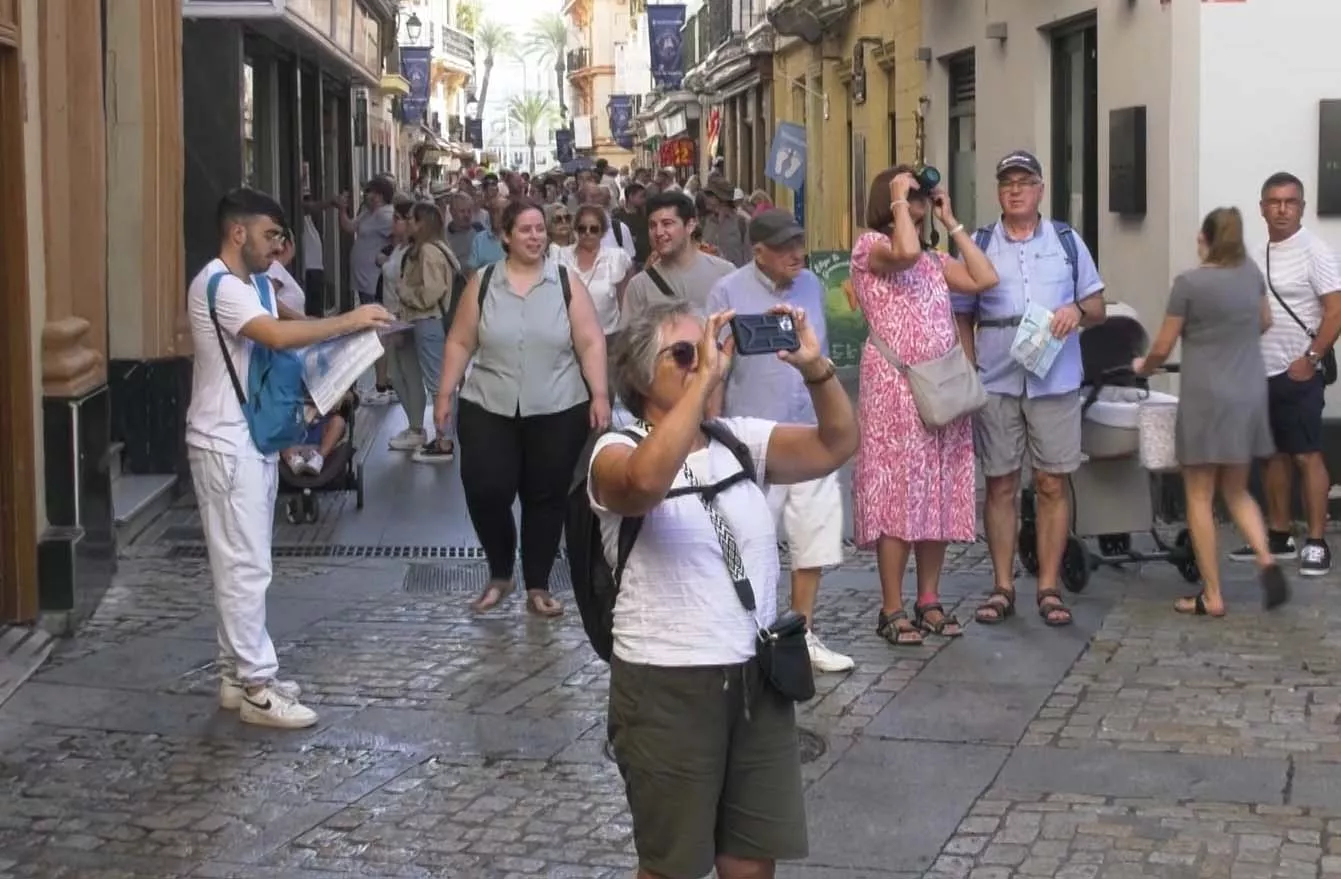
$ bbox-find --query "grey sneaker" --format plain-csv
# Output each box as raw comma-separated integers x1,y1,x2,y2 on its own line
1229,532,1295,563
1299,539,1331,577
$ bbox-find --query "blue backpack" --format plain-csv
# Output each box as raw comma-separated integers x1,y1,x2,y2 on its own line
206,272,309,455
974,220,1080,298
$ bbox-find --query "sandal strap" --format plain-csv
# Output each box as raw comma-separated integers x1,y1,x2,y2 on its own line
984,589,1015,606
915,602,945,617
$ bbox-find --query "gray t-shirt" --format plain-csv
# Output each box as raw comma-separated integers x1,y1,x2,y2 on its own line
620,251,736,328
445,224,477,265
351,205,394,296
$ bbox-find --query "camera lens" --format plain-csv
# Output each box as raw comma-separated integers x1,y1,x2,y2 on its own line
918,166,942,190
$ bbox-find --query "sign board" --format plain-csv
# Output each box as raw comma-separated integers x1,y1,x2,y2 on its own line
766,122,807,191
810,250,866,370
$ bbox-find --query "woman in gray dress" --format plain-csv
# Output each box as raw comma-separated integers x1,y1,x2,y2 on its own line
1134,207,1289,616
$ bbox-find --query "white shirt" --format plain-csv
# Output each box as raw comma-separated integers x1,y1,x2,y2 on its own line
589,417,779,667
1255,227,1341,376
266,261,305,315
558,244,632,334
601,212,637,262
302,215,323,272
185,258,275,460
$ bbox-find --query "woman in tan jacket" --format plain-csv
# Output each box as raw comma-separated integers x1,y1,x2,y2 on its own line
399,201,460,463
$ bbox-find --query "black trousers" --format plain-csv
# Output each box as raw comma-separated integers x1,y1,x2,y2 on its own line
457,398,591,591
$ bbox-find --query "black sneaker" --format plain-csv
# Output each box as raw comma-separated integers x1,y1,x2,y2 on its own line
1260,564,1290,610
1228,531,1295,563
1299,539,1331,577
412,440,455,465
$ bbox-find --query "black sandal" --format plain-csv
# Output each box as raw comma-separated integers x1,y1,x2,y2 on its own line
1036,589,1074,627
876,609,924,646
974,588,1016,625
1174,592,1226,618
914,602,964,637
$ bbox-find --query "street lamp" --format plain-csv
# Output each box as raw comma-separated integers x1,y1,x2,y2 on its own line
405,12,422,43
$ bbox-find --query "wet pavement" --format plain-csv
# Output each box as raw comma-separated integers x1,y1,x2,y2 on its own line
3,403,1341,878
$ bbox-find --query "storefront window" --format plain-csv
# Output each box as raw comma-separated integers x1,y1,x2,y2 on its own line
1051,22,1098,259
243,60,256,187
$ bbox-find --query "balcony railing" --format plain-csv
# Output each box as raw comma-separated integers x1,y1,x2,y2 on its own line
681,13,700,71
704,0,764,53
566,48,591,74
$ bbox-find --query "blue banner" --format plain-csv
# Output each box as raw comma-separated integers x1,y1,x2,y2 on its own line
608,95,635,150
647,4,686,90
400,46,432,125
766,121,807,191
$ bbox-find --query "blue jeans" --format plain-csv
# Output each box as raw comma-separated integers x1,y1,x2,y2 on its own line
412,317,456,440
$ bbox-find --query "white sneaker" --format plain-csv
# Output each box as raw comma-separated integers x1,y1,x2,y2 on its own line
388,427,427,451
284,452,306,472
806,631,855,673
301,451,325,475
219,677,302,710
237,685,319,729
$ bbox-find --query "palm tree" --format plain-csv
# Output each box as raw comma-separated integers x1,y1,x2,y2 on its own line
507,93,559,174
527,13,569,121
456,0,480,34
473,20,513,118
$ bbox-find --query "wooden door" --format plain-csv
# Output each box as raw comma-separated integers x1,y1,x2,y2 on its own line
0,4,38,623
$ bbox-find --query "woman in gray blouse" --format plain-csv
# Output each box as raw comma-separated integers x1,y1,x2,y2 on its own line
433,197,611,617
1135,207,1289,616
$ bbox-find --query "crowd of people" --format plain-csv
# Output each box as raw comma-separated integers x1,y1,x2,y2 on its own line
182,148,1337,878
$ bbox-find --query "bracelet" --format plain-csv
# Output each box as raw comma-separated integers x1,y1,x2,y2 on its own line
947,223,965,237
803,362,837,386
890,199,909,210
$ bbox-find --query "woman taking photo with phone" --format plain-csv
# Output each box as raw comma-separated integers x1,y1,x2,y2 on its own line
851,166,998,646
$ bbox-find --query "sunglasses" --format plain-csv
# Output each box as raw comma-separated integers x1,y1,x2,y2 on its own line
659,340,697,369
553,214,571,222
577,224,602,235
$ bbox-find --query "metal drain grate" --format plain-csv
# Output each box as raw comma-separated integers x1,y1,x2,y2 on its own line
402,561,572,595
166,544,490,561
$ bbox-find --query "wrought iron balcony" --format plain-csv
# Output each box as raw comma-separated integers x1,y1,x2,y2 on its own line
566,48,591,75
704,0,764,52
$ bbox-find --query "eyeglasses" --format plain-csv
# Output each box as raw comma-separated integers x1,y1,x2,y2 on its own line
577,224,602,235
998,178,1041,192
553,214,571,222
659,340,697,369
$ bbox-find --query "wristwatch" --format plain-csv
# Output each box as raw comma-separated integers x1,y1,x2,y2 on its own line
1306,348,1322,365
803,358,837,386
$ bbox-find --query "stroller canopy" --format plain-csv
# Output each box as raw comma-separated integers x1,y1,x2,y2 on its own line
1080,315,1149,387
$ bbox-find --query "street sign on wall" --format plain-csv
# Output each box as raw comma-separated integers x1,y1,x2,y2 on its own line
766,122,807,191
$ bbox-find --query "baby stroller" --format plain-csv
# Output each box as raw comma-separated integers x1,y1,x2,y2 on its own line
278,395,365,524
1017,305,1199,592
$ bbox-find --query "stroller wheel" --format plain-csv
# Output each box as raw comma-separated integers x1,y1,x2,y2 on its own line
1098,533,1132,557
284,498,301,525
1061,537,1091,593
1174,529,1201,583
1018,523,1040,576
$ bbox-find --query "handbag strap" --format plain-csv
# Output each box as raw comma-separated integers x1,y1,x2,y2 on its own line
1265,244,1318,338
867,329,908,372
645,265,678,299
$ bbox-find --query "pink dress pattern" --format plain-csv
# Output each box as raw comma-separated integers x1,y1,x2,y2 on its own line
850,232,976,545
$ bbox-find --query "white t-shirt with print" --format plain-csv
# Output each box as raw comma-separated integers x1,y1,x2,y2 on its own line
185,258,276,461
558,244,633,334
588,417,779,667
1256,227,1341,376
266,261,305,314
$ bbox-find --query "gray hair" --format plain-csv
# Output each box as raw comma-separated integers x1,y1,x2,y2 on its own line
614,299,698,418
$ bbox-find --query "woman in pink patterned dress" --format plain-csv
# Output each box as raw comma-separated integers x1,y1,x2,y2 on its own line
851,166,999,646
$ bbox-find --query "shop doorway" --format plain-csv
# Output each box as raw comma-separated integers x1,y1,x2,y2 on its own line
0,31,38,622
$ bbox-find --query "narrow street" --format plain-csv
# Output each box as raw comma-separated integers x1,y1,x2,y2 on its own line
1,405,1340,878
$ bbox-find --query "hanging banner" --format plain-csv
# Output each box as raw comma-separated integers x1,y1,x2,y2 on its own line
647,4,686,90
608,95,635,150
766,122,807,191
400,46,432,125
705,108,722,162
659,136,695,168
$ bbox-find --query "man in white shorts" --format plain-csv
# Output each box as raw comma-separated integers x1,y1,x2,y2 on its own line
707,209,854,672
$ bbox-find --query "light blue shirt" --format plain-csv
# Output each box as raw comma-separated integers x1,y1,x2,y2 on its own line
950,219,1104,398
467,230,506,273
707,264,829,424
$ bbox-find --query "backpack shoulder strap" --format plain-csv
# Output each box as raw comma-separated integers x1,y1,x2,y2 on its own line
432,238,462,275
206,272,248,409
645,265,677,298
612,219,625,247
1050,220,1081,298
701,419,757,483
608,427,644,586
558,265,572,307
973,225,994,254
478,263,496,310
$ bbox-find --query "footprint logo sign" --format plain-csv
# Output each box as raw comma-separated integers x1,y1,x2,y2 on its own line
766,122,808,192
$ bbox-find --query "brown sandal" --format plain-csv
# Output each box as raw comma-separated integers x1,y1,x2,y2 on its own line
876,609,924,646
914,602,964,637
526,590,564,618
471,579,515,612
975,588,1016,625
1036,589,1074,627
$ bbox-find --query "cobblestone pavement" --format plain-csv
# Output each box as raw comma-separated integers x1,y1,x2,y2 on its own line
6,415,1341,877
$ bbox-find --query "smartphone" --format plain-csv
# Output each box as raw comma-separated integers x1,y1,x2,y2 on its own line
730,313,800,356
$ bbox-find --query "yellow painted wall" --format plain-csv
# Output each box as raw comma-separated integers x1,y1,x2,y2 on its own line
769,0,922,252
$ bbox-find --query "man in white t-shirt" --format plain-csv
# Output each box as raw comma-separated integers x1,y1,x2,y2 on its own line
1229,172,1341,576
187,189,391,729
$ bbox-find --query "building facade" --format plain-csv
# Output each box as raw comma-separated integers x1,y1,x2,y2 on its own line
1,0,185,626
768,0,922,252
565,0,636,164
397,0,476,184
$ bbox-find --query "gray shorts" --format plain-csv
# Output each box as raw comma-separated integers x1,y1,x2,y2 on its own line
974,391,1083,478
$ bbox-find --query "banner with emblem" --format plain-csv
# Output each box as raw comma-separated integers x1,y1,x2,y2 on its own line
647,4,686,90
608,95,635,150
400,46,432,125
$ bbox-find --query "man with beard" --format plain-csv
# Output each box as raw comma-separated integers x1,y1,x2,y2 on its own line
186,189,391,729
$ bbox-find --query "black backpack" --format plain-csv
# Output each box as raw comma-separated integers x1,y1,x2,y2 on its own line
566,420,757,662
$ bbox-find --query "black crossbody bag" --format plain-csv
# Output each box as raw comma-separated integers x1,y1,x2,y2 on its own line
1266,243,1338,385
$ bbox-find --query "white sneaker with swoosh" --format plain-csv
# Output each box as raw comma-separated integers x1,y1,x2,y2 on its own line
239,685,319,729
219,677,301,710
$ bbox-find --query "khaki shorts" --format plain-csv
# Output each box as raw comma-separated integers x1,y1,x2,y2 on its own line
974,391,1083,478
768,473,845,570
608,657,808,879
